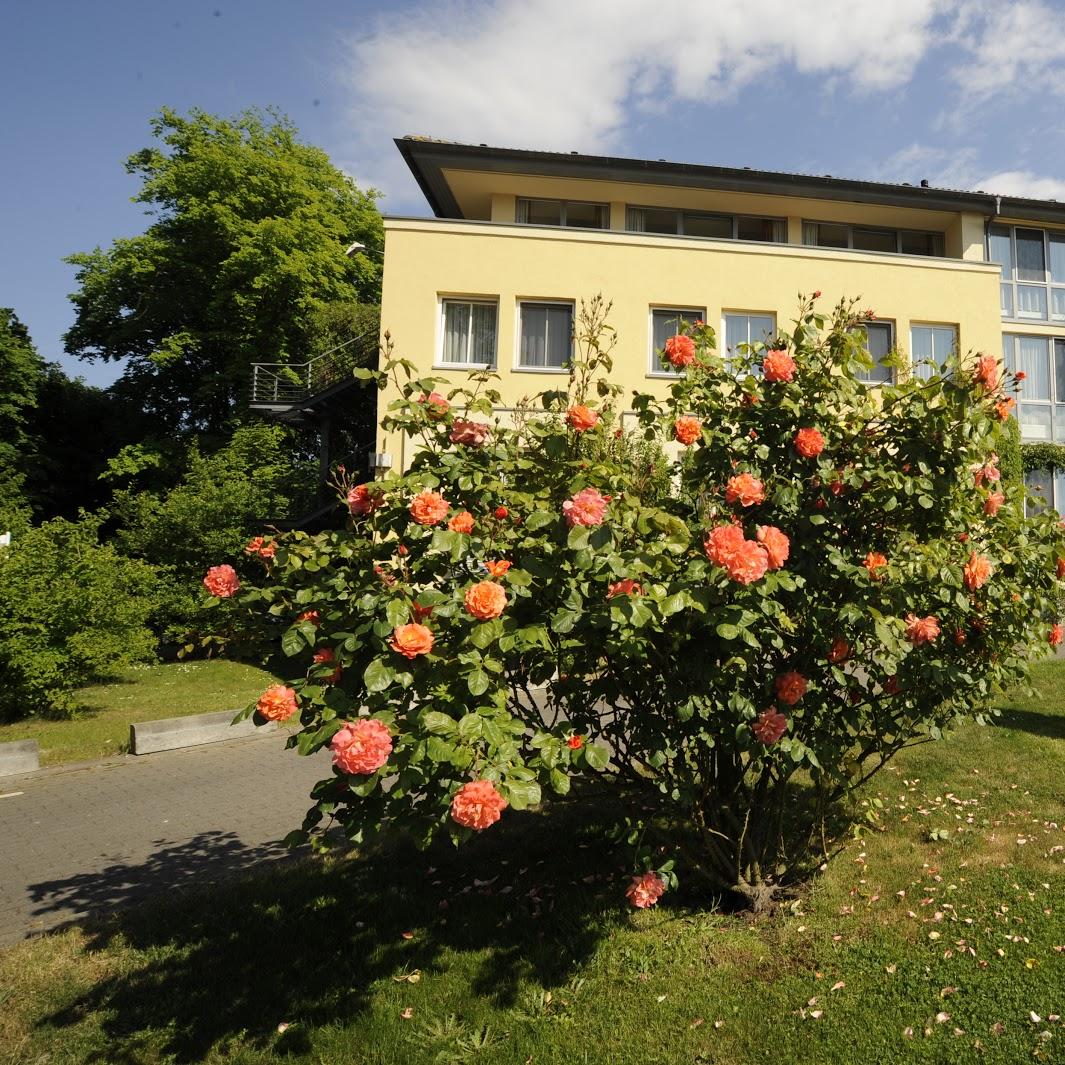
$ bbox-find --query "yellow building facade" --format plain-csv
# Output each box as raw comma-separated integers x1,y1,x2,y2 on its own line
378,139,1065,497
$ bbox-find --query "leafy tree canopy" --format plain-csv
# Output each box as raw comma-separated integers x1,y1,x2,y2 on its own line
0,309,46,528
64,107,383,435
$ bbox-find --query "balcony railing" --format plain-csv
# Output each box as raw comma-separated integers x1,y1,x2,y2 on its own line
250,329,378,408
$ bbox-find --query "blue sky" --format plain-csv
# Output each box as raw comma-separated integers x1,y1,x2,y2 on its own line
5,0,1065,387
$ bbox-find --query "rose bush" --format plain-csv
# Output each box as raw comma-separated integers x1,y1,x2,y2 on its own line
223,295,1063,910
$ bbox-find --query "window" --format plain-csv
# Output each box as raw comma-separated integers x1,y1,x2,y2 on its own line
803,222,944,256
1002,334,1065,441
650,307,705,374
989,224,1065,321
439,299,497,366
910,324,957,380
626,207,785,242
855,321,895,384
724,313,776,370
516,198,608,229
518,302,573,369
1024,468,1065,515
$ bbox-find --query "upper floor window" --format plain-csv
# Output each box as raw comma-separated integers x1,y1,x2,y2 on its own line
516,198,609,229
1003,333,1065,441
650,307,704,375
855,320,895,384
439,299,497,367
988,224,1065,322
803,222,944,257
627,207,785,243
910,324,957,380
518,301,573,369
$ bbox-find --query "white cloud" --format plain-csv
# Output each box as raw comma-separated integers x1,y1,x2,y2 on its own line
340,0,955,201
973,170,1065,200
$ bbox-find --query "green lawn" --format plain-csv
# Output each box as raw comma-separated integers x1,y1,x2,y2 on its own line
0,659,282,766
1,663,1063,1064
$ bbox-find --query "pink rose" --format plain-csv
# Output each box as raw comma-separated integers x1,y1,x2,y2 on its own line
449,420,490,447
331,718,393,775
626,871,667,909
450,779,508,830
203,564,240,598
563,487,609,527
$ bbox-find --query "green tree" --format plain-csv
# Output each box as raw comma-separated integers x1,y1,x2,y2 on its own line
0,310,44,528
64,107,383,436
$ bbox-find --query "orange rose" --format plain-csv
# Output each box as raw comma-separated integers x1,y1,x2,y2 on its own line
827,637,850,664
409,491,450,525
607,578,643,598
450,779,508,830
963,552,992,591
419,391,449,418
756,525,789,570
793,428,825,458
449,419,489,446
348,483,384,516
664,334,697,368
566,405,600,432
983,492,1005,516
905,613,940,646
1049,623,1064,647
762,348,796,382
464,580,507,620
448,510,474,534
674,416,702,446
312,647,342,684
390,623,435,659
257,684,297,722
203,564,240,598
973,354,999,392
994,396,1015,420
774,671,807,706
484,560,512,577
725,473,765,507
863,551,888,578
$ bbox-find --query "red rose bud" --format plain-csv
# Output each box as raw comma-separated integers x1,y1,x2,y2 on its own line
494,506,508,520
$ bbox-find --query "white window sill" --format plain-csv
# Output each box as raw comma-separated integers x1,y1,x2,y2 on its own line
433,362,495,371
512,365,569,374
646,371,683,380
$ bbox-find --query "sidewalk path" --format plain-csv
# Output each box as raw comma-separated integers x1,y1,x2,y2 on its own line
0,734,331,947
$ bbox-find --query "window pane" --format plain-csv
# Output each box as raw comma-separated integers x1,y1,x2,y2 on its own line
1002,334,1015,376
859,322,893,383
651,308,702,372
900,230,944,256
1001,283,1014,317
1021,405,1052,441
565,201,608,229
544,305,572,367
724,314,750,356
911,325,934,379
748,315,775,345
1026,467,1052,513
642,209,679,234
853,228,896,253
1050,232,1065,283
469,303,496,364
442,302,471,363
682,213,732,239
1016,228,1046,281
520,305,547,366
1019,336,1051,400
736,217,782,242
988,226,1013,275
524,199,562,226
1052,288,1065,321
1017,285,1048,319
1056,340,1065,404
1056,469,1065,506
814,223,849,249
933,327,956,369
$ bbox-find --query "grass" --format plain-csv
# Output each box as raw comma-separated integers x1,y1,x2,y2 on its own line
0,659,282,766
1,663,1063,1064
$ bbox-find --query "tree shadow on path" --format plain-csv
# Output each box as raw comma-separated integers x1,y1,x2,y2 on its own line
37,793,634,1063
994,705,1065,741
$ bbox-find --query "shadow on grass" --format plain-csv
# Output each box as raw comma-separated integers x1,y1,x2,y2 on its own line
36,793,633,1063
994,705,1065,741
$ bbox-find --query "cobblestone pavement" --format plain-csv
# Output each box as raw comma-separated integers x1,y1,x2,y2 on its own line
0,734,330,947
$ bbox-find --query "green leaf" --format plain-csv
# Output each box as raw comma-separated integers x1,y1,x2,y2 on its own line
584,744,609,771
524,510,556,531
505,779,542,810
467,670,490,696
469,619,502,649
281,626,305,658
567,525,590,550
363,658,394,693
421,711,456,736
458,713,483,741
716,622,741,640
549,768,571,796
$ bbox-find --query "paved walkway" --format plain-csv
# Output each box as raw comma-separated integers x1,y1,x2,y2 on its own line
0,734,331,947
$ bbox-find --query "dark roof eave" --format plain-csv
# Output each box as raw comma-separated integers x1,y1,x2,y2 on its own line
396,138,1005,220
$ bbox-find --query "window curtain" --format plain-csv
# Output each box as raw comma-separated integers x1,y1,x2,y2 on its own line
442,302,470,363
515,199,530,224
626,207,645,232
802,222,818,246
469,304,496,365
520,305,547,366
1019,336,1051,400
768,219,786,243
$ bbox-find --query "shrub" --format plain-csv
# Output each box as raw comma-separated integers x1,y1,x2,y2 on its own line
225,296,1062,910
0,516,158,720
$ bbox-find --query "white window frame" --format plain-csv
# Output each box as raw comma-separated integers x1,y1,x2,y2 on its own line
1003,332,1065,443
854,319,896,385
648,306,705,377
909,322,958,380
514,299,574,373
436,297,498,369
989,224,1065,325
722,311,777,363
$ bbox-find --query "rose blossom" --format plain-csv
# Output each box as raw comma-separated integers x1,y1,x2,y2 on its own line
563,487,609,527
450,779,508,830
905,614,941,645
973,454,1000,487
674,416,702,446
203,564,240,598
465,580,507,620
607,578,644,598
257,684,297,722
763,348,796,382
390,623,434,659
995,397,1015,420
626,871,667,909
756,525,790,570
726,540,770,584
827,637,850,664
297,610,320,626
704,524,745,567
567,734,584,750
494,506,509,520
409,491,450,525
1057,558,1065,580
566,405,600,432
449,419,490,447
419,391,449,418
1050,623,1064,647
794,428,825,458
984,492,1005,516
330,718,393,775
312,647,342,684
963,552,992,591
774,671,808,706
883,676,900,696
752,708,788,744
484,560,512,577
725,473,766,507
863,551,888,579
664,334,696,368
973,354,999,392
448,511,474,534
348,483,384,516
244,536,276,559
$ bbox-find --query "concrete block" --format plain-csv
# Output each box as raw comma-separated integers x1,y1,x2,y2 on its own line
0,740,39,778
130,710,276,755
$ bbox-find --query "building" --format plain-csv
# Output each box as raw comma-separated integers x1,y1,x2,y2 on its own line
375,138,1065,502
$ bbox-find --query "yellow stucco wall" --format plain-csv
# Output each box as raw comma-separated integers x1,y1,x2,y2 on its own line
376,218,1003,469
